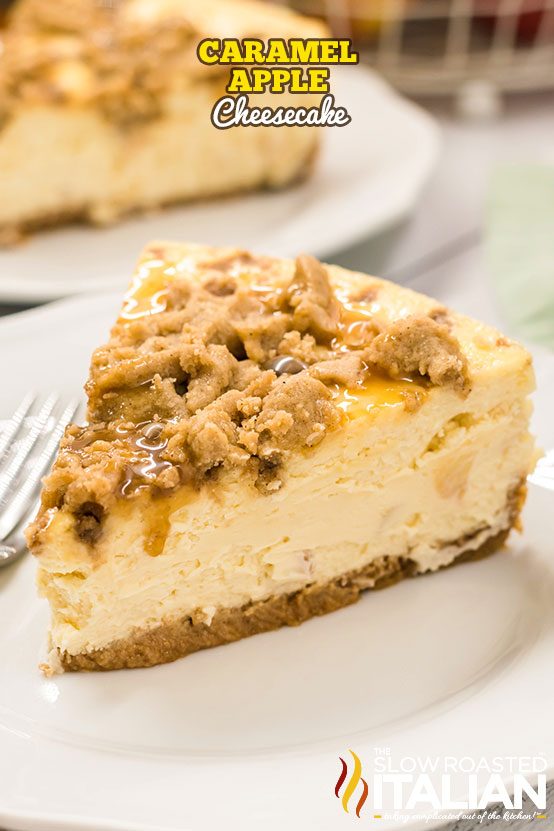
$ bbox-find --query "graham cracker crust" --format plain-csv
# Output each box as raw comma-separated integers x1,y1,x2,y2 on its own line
60,489,524,672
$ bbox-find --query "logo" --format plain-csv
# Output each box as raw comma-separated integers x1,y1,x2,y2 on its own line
335,750,368,818
333,749,548,823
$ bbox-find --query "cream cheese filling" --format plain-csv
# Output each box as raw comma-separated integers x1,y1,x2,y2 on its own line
36,380,535,658
0,86,318,229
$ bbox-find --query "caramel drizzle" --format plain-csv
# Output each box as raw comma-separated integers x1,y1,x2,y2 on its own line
71,420,173,497
118,259,174,322
331,375,426,419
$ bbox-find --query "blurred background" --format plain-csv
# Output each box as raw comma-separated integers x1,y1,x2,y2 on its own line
276,0,554,101
0,0,553,354
259,0,554,352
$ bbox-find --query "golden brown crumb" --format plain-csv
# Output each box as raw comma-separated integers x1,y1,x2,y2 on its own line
285,254,341,342
367,315,470,393
8,0,117,33
0,0,325,128
309,354,363,387
428,306,452,328
0,0,218,128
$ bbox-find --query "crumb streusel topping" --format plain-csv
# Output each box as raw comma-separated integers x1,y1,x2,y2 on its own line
28,245,470,550
0,0,326,128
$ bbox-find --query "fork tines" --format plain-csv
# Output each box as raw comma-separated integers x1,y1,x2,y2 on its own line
0,395,80,555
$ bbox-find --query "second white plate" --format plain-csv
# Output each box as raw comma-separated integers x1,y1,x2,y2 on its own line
0,66,440,303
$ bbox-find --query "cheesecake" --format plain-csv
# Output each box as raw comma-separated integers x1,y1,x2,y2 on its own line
27,242,537,672
0,0,326,244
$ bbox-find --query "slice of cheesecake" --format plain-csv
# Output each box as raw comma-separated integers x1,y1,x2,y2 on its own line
0,0,326,244
27,242,537,672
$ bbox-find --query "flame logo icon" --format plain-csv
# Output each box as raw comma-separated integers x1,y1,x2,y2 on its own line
335,750,368,818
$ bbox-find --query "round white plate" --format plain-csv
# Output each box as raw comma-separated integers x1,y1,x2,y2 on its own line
0,67,440,304
0,289,553,831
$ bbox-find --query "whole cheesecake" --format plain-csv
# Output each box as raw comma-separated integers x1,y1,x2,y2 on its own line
27,242,537,672
0,0,326,243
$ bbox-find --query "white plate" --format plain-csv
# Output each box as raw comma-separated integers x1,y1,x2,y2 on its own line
0,67,440,304
0,293,553,831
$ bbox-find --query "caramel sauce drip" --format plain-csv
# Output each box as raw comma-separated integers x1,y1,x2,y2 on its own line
141,497,174,558
117,253,280,323
333,290,382,352
71,421,130,449
119,422,173,497
118,258,175,322
330,287,427,414
71,421,173,497
331,375,427,418
115,483,194,557
72,421,187,557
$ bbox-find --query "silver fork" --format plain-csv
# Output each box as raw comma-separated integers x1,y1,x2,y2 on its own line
0,394,80,567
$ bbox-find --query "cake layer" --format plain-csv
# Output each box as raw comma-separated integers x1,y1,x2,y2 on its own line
0,0,325,240
0,95,318,237
36,378,532,663
27,243,537,672
60,521,517,672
